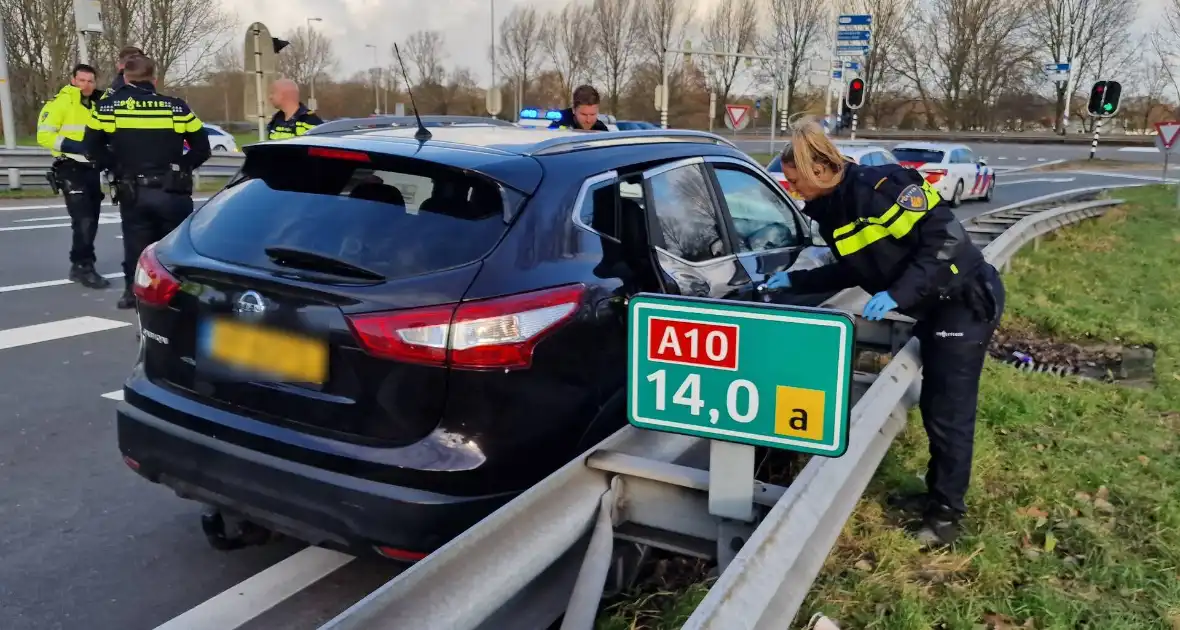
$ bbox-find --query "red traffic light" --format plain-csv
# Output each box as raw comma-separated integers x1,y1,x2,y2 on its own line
1096,84,1104,93
851,79,864,89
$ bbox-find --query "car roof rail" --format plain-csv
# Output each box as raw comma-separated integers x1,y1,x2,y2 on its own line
304,115,517,136
524,129,739,156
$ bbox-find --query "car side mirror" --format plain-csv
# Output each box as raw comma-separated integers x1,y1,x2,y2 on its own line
809,219,826,247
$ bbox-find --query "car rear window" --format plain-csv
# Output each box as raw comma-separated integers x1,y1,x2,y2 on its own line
891,148,945,164
188,149,514,281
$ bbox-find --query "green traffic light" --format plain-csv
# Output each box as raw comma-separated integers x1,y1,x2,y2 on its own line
1104,103,1113,111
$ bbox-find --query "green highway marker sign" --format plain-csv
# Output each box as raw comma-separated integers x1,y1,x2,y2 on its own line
627,293,855,457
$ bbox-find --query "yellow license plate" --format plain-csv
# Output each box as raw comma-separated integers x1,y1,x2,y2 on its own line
205,318,328,384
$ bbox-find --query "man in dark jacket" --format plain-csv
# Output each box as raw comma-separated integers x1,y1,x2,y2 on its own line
548,84,609,131
104,45,143,98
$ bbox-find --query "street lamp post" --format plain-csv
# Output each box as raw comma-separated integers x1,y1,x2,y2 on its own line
366,44,379,115
306,17,322,110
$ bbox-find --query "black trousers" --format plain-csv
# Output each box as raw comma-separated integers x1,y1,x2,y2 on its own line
58,164,103,266
911,263,1006,517
119,187,194,285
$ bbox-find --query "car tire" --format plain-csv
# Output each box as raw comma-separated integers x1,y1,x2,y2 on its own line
983,176,995,202
214,145,228,152
950,180,964,208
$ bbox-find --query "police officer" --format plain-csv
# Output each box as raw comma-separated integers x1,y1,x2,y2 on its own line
548,84,609,131
37,63,110,289
767,118,1005,547
83,54,210,310
266,78,323,139
103,45,143,99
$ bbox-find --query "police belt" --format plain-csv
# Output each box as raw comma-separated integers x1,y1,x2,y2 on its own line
122,173,168,189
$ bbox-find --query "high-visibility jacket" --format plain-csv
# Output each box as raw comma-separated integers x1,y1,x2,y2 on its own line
37,85,95,161
788,163,986,319
266,104,323,140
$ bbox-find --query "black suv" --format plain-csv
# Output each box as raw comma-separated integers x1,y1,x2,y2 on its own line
115,119,835,560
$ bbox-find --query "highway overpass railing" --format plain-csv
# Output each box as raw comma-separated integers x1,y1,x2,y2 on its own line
317,187,1126,630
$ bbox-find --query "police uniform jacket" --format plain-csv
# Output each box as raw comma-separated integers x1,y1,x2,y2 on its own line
787,162,986,319
266,104,323,140
103,72,126,99
547,108,608,131
82,81,211,178
36,85,95,162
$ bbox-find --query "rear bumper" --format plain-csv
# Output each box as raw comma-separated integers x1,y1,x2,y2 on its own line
116,400,515,556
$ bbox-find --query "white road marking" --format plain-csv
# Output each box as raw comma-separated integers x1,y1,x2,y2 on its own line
13,212,119,223
102,389,124,400
0,216,120,232
1117,147,1159,153
996,177,1077,186
996,159,1066,173
0,272,122,293
998,156,1008,160
1068,170,1179,182
0,316,131,351
1036,157,1046,161
0,196,210,213
152,547,355,630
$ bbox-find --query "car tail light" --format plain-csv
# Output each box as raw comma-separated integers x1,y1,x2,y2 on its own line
308,146,371,162
346,284,586,370
922,169,947,184
374,545,429,562
133,243,180,307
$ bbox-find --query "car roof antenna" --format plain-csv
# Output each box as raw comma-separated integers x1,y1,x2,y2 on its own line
392,43,431,143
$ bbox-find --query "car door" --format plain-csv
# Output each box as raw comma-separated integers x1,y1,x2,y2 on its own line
702,156,836,307
623,158,754,301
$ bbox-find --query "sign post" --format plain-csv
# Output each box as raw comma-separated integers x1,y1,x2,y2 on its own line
627,294,854,566
1155,121,1180,205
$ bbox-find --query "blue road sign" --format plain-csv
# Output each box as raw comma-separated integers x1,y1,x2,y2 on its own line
1043,62,1070,72
755,98,762,109
837,31,871,41
832,70,842,79
836,45,870,55
844,62,861,70
838,14,872,26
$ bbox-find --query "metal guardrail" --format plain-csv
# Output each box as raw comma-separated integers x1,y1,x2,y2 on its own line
317,190,1124,630
0,149,243,188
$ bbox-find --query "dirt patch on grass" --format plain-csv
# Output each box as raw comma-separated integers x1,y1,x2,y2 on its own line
988,321,1154,383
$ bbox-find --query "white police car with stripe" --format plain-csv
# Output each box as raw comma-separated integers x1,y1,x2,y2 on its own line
889,142,995,207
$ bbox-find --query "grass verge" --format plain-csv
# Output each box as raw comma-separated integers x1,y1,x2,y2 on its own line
0,178,230,200
597,185,1180,629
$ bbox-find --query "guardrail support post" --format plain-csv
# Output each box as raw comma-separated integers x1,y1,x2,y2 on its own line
560,479,619,630
708,441,756,571
1033,235,1040,251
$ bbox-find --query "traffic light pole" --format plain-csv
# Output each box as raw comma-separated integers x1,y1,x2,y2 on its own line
1089,118,1102,160
851,112,858,140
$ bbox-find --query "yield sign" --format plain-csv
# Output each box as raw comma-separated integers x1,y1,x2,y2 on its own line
1155,121,1180,150
724,104,751,131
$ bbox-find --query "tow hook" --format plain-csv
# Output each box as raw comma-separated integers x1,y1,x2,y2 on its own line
201,510,274,551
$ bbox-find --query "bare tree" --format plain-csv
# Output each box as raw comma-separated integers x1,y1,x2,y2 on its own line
276,25,338,89
541,2,596,99
498,5,544,108
701,0,759,123
0,0,76,128
634,0,692,79
764,0,824,116
403,30,447,87
592,0,639,114
852,0,911,124
130,0,235,85
1028,0,1139,132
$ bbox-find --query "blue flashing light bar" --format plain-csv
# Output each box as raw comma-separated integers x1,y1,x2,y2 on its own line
519,108,564,121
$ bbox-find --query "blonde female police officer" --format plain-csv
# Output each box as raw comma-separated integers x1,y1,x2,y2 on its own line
767,119,1005,547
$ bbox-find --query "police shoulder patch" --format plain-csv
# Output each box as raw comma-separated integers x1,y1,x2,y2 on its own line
896,184,928,212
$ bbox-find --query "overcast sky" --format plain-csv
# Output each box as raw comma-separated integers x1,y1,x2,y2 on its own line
219,0,1164,84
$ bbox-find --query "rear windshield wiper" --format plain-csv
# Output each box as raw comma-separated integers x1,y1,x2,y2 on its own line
264,246,386,281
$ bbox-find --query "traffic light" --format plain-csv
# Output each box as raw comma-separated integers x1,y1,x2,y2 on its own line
1087,80,1122,117
845,78,865,110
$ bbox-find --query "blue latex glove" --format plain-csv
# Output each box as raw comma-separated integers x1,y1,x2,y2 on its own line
863,291,898,321
765,271,791,290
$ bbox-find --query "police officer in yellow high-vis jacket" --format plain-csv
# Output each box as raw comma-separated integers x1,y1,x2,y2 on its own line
38,63,110,289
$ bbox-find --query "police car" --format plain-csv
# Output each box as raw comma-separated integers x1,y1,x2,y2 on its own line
516,108,619,131
889,142,994,207
765,141,899,200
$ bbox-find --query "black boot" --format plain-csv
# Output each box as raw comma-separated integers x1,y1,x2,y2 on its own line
117,284,136,310
69,263,111,289
886,490,933,515
912,503,963,548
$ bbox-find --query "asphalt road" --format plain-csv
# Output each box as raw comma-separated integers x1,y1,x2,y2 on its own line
0,166,1168,630
734,137,1176,166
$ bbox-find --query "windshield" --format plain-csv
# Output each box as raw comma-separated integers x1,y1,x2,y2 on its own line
188,152,513,282
891,148,945,164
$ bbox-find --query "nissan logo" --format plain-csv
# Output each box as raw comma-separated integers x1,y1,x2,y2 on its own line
235,290,266,315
